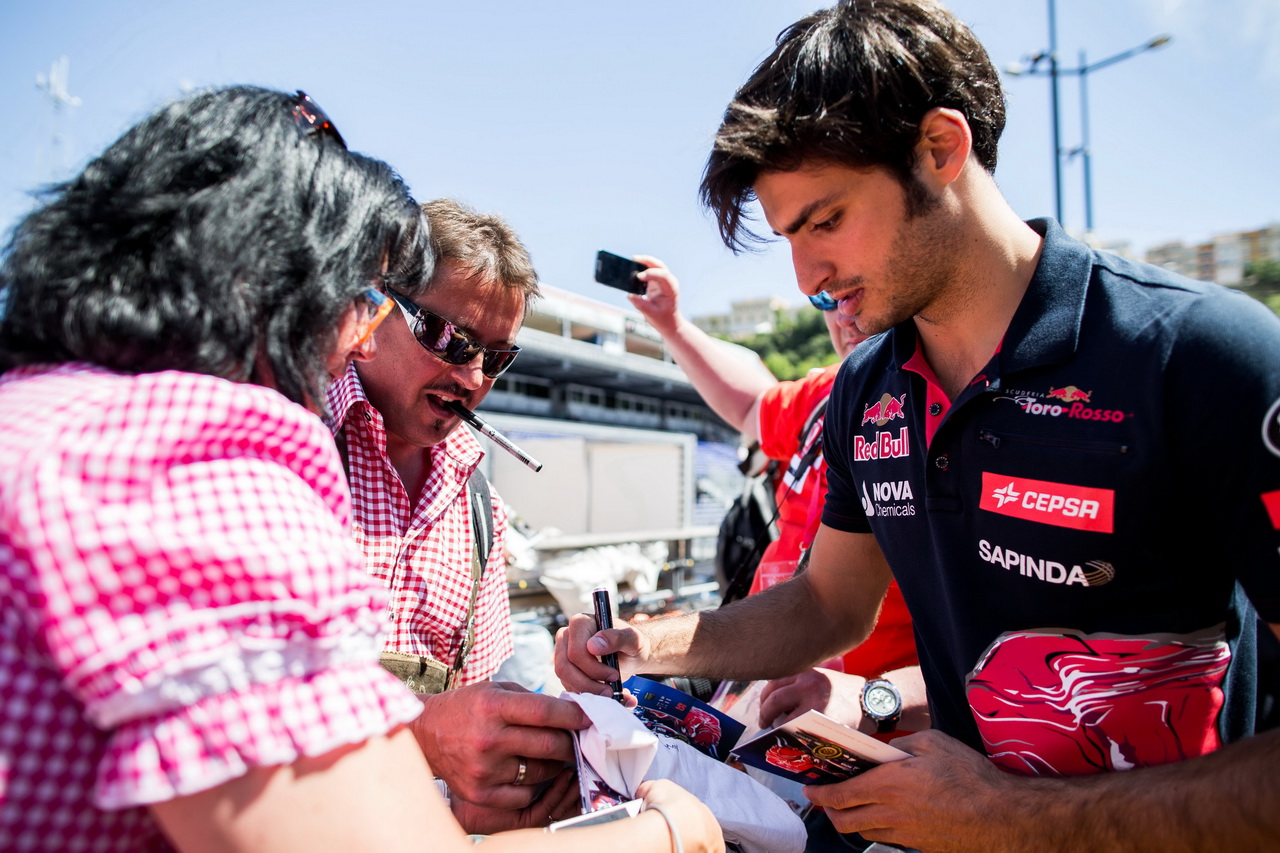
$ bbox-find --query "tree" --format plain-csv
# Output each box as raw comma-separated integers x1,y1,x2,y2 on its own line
1243,260,1280,316
1244,260,1280,290
732,308,837,381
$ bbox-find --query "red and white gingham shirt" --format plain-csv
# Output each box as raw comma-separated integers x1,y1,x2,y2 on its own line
0,364,423,853
327,366,513,685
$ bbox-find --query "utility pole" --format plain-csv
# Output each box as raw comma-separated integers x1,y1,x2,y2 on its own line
1047,0,1063,225
1006,4,1171,238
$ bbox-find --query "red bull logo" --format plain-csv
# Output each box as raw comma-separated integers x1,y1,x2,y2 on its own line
853,427,910,462
1047,385,1091,403
861,392,907,427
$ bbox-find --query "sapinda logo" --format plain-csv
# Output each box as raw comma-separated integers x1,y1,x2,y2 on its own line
979,472,1115,533
977,539,1116,587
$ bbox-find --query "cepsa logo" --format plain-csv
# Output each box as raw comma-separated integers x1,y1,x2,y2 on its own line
979,472,1115,533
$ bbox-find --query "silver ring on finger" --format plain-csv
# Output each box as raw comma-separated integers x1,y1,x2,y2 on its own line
513,758,528,785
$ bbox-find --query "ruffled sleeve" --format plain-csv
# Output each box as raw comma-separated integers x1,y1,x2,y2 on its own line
10,371,422,809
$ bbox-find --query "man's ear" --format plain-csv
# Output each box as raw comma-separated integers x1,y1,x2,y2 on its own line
915,107,972,187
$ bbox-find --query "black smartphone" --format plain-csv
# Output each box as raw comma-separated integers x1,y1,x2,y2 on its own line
594,250,647,295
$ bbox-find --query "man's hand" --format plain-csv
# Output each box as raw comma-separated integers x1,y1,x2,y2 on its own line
409,681,588,809
630,256,682,336
759,667,868,730
554,611,649,697
450,766,582,835
804,730,1022,852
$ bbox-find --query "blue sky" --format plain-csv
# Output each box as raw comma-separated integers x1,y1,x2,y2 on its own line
2,0,1276,317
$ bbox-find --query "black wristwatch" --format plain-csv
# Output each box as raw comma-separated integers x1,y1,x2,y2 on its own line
860,678,903,734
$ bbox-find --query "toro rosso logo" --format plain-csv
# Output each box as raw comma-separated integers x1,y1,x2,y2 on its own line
980,472,1115,533
995,385,1128,423
862,393,906,427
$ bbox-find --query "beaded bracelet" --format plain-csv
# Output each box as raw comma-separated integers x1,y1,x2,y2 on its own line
645,803,684,853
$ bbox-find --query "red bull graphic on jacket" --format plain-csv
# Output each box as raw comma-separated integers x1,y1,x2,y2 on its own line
1047,385,1091,402
862,392,906,426
966,626,1230,777
853,427,910,462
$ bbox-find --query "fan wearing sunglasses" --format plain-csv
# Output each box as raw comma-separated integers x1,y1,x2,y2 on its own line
326,198,589,833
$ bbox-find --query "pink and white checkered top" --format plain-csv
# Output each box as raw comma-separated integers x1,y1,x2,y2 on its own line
327,366,513,685
0,364,423,852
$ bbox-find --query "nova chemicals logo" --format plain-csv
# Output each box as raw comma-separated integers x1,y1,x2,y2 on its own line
979,472,1115,533
861,480,916,518
978,539,1116,587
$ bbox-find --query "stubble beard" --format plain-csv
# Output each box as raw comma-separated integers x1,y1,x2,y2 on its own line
882,184,958,330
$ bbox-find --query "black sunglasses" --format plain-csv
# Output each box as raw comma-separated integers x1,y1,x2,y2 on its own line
387,290,520,379
291,90,347,149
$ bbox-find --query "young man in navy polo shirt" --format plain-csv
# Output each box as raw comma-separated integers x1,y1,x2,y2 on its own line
556,1,1280,848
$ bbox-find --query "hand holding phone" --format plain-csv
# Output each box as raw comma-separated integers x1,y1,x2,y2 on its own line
594,250,647,295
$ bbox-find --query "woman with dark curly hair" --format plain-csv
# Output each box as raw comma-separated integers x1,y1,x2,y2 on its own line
0,86,721,853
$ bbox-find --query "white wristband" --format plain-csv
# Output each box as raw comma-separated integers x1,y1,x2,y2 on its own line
645,804,684,853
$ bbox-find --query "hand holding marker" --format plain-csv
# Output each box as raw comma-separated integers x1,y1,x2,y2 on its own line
593,587,625,703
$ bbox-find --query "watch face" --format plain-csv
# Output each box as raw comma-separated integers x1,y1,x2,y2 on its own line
865,685,899,718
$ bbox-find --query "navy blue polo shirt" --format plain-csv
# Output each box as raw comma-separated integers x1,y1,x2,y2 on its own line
823,219,1280,774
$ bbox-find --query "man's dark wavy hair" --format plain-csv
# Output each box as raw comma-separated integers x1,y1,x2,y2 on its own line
700,0,1006,251
0,85,430,407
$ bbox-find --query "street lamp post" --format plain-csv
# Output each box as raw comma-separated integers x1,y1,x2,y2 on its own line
1067,36,1172,234
1006,8,1171,237
1048,0,1063,224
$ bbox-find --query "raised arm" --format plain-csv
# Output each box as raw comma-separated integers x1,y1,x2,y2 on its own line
629,255,777,441
555,526,893,693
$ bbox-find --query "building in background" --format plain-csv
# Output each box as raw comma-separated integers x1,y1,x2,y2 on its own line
1145,222,1280,287
690,295,803,340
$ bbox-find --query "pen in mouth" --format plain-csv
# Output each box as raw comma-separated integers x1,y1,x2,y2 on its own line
443,400,544,473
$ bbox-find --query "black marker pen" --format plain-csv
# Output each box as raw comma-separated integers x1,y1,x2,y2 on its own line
444,400,543,472
592,587,624,703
